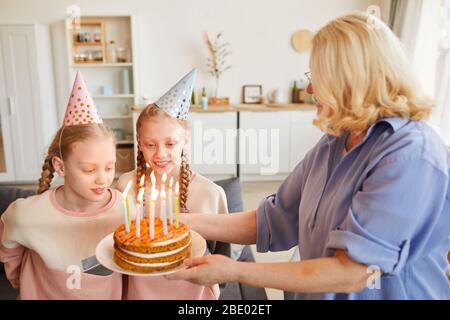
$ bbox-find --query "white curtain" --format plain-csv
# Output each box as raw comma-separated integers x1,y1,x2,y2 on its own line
432,1,450,144
389,0,450,145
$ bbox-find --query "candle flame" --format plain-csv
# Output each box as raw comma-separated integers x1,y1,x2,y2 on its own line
122,180,132,199
162,172,167,184
169,176,174,188
137,187,145,203
175,181,179,194
139,174,145,187
150,188,159,201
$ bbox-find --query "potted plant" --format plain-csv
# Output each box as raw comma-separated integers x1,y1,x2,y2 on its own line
204,31,232,105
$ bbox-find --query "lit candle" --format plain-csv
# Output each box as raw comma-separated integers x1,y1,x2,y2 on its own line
174,181,180,228
139,174,145,219
136,187,144,238
122,180,132,233
149,187,159,240
150,170,156,219
160,189,168,235
160,173,168,236
150,170,156,188
167,177,174,224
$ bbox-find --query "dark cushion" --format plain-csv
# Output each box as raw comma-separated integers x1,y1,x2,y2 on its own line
0,275,18,300
211,178,244,259
0,187,35,275
214,177,244,213
0,187,35,215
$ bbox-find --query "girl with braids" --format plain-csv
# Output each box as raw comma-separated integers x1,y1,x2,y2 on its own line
0,72,124,299
115,69,228,300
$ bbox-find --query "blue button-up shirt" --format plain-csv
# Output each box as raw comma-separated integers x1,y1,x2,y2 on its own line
256,117,450,299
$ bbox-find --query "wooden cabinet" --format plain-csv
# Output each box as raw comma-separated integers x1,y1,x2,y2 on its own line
70,19,106,64
0,24,58,182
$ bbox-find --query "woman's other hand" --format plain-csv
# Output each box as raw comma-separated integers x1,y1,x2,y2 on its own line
165,254,238,286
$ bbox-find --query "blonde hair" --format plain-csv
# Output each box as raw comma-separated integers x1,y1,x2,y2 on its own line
135,104,191,209
310,12,432,136
37,124,116,194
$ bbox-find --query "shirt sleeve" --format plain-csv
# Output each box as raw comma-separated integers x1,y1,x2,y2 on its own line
326,157,448,275
256,157,308,253
0,203,25,288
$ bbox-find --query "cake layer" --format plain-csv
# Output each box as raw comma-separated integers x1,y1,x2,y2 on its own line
114,218,191,254
113,252,186,273
114,240,191,264
116,239,191,258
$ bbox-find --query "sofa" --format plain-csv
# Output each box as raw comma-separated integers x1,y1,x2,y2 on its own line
0,187,34,300
0,178,267,300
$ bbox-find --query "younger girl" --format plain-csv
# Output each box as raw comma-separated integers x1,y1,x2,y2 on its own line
0,72,123,299
116,69,229,300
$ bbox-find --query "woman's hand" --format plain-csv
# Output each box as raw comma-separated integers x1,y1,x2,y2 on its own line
165,254,238,286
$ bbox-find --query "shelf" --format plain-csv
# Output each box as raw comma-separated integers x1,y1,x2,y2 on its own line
71,62,133,67
117,140,134,145
93,94,134,99
92,94,134,99
102,115,132,120
73,41,104,47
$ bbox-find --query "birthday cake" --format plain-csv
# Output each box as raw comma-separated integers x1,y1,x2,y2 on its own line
113,218,192,273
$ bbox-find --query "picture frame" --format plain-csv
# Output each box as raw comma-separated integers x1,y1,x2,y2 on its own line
242,85,263,104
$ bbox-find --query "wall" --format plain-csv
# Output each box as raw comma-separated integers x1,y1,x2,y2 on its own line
0,0,372,121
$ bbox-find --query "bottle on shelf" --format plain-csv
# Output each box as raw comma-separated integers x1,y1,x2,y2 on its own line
108,40,117,63
191,88,196,105
201,87,208,110
291,80,298,103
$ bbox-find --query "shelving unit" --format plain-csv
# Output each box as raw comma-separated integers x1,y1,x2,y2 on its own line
66,15,138,175
70,19,106,64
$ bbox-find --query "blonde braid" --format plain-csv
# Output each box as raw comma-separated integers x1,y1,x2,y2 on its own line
179,150,191,210
135,148,146,198
37,155,55,194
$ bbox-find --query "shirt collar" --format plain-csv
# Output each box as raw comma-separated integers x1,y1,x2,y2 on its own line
326,117,409,145
368,116,409,135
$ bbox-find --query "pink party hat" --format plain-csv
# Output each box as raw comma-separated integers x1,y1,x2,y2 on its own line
63,71,102,126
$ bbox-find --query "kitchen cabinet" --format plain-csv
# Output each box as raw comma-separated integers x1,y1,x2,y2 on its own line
187,112,237,179
239,111,291,177
289,110,323,170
